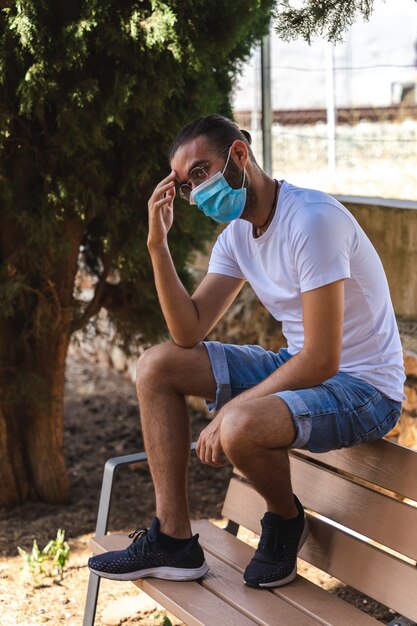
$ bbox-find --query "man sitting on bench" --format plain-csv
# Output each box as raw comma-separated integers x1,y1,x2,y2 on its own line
88,114,405,589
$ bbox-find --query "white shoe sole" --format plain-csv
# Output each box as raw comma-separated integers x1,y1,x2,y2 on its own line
89,560,210,582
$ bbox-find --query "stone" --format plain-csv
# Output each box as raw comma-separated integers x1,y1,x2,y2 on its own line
398,413,417,449
404,350,417,378
101,593,157,625
385,420,401,438
110,346,127,372
403,384,417,413
127,359,137,384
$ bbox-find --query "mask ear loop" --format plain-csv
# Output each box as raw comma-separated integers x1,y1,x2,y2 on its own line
221,148,232,174
222,146,246,189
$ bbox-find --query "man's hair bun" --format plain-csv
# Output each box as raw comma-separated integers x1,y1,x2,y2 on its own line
240,129,252,145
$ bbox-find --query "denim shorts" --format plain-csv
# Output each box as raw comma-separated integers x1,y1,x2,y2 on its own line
202,341,402,454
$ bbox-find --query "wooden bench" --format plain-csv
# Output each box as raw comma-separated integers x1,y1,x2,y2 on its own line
83,439,417,626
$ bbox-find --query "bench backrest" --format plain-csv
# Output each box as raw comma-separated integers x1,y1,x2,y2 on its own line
222,439,417,622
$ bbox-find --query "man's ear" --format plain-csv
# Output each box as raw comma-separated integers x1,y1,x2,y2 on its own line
231,139,249,168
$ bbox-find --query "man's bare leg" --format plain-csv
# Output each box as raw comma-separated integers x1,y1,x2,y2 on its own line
136,342,216,538
220,396,299,519
219,397,309,588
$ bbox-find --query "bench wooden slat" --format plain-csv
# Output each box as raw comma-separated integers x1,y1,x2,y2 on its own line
193,520,378,626
302,516,417,622
290,455,417,560
202,551,320,625
292,440,417,501
222,478,263,534
89,535,258,626
221,478,417,622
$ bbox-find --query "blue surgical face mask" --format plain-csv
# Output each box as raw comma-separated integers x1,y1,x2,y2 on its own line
190,149,246,223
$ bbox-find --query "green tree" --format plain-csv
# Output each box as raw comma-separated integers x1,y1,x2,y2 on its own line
0,0,273,506
274,0,376,43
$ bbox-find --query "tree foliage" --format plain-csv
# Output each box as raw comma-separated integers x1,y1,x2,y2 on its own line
1,0,273,345
0,0,274,504
273,0,377,43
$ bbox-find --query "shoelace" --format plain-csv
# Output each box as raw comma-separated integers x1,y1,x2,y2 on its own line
259,526,286,555
127,528,153,556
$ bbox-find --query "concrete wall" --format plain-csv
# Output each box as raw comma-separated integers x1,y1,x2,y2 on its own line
338,196,417,318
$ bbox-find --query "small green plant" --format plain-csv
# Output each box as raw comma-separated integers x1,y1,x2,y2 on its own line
152,613,172,626
17,529,70,584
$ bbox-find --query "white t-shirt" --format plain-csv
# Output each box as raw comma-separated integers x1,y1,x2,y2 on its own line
208,181,405,402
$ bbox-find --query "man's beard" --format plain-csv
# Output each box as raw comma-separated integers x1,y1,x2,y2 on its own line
224,157,257,219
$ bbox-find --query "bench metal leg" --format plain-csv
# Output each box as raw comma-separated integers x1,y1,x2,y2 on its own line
83,443,198,626
96,451,149,535
83,572,101,626
224,520,240,536
82,451,149,626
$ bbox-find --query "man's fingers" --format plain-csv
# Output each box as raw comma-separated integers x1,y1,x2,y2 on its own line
196,422,225,467
195,436,202,459
155,171,176,193
158,180,175,194
151,180,175,203
159,170,176,185
149,184,175,215
211,445,225,466
153,196,173,209
199,442,224,467
197,437,215,467
196,435,206,463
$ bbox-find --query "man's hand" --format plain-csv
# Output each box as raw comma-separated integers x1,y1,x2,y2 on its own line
147,171,176,250
196,413,226,467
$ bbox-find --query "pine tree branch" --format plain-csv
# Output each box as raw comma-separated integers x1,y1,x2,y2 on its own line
71,259,112,333
273,0,375,44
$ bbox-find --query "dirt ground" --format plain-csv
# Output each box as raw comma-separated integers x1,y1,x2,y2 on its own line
0,352,401,625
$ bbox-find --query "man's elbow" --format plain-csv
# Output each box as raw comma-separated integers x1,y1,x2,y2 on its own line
304,347,340,381
174,340,200,349
171,333,203,349
318,356,340,381
170,322,208,349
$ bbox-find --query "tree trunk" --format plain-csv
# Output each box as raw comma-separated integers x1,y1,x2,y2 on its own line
0,405,29,505
0,206,84,506
0,320,71,507
25,329,70,504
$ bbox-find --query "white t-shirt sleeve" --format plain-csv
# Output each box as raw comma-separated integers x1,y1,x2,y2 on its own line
290,203,355,292
208,227,246,280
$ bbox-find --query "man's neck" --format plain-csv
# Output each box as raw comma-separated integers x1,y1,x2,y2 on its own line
251,174,280,237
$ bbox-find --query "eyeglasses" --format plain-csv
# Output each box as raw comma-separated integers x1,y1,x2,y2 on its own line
178,146,230,201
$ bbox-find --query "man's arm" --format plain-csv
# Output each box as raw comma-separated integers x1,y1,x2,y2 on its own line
148,171,245,347
150,248,245,347
197,279,345,465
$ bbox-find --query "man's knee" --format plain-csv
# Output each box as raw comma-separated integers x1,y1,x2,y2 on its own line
136,341,207,392
136,342,178,390
220,405,254,461
220,397,296,462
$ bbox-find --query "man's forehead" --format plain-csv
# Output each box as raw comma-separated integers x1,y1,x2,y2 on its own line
171,136,214,180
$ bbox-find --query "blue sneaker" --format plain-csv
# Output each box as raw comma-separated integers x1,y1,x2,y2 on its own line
244,496,309,588
88,518,209,582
